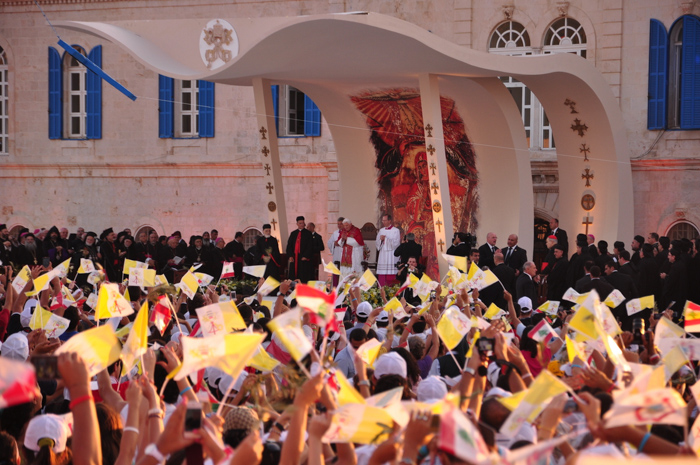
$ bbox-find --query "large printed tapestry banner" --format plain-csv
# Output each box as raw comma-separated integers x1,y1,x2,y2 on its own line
351,89,478,279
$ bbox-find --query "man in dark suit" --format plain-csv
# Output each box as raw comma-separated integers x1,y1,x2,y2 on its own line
394,233,422,265
586,234,599,258
307,222,325,280
637,243,661,302
603,260,638,299
546,245,569,301
618,250,638,282
516,261,539,306
574,260,594,293
502,234,527,276
549,218,568,257
661,249,687,313
286,216,314,283
492,252,516,298
224,231,246,280
478,232,498,270
567,241,592,289
446,232,469,257
580,266,614,301
630,235,644,266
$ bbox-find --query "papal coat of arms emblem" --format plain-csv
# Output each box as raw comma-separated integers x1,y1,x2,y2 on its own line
199,19,239,70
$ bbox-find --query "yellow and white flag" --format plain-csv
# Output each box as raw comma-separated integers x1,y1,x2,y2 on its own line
357,269,377,291
175,332,265,381
334,370,365,406
565,335,588,365
195,272,214,287
120,301,149,376
655,316,686,347
78,259,96,274
604,289,625,308
242,265,266,278
177,271,200,299
322,258,341,276
322,404,394,445
29,305,70,338
662,346,689,381
466,263,499,291
195,301,246,337
604,388,687,428
11,266,31,295
56,325,121,377
267,308,313,363
500,371,570,438
484,303,506,320
626,295,655,316
442,254,468,273
356,338,382,367
384,297,408,320
122,259,148,276
258,276,280,296
96,283,134,319
437,306,473,350
248,345,280,373
154,274,169,286
129,267,156,287
562,288,589,304
536,300,560,315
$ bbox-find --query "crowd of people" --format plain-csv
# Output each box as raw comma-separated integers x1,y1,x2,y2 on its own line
0,217,698,465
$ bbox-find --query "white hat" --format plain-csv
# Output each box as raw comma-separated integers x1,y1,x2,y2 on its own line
2,333,29,361
517,297,533,313
20,299,38,328
24,414,71,454
356,302,372,318
487,361,501,388
373,352,407,379
485,387,512,398
376,311,389,323
416,376,448,402
218,370,248,395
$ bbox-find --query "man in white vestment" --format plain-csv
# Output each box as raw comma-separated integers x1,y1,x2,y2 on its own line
327,217,344,285
376,214,400,286
339,219,365,280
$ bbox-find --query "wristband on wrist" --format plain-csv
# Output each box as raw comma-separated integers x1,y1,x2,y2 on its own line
123,426,139,434
148,408,164,416
69,394,93,410
179,386,192,396
638,432,652,453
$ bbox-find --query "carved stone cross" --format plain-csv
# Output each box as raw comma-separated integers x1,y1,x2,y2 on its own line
426,144,436,156
261,146,270,157
581,167,594,187
579,143,590,162
582,215,593,235
265,182,274,194
271,218,277,230
425,124,433,137
435,219,443,233
429,162,437,176
570,119,588,137
437,239,445,252
564,98,578,114
264,164,271,175
259,126,268,140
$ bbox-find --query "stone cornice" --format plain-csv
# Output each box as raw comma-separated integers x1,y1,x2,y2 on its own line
631,158,700,171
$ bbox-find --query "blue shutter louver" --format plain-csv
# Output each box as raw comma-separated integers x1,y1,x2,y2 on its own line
48,47,62,139
304,94,321,137
198,80,215,138
680,15,700,129
86,45,102,139
271,85,279,135
648,19,668,130
158,75,174,138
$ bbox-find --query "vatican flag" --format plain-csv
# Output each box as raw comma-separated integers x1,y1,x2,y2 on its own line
175,332,265,381
78,259,96,274
122,259,148,276
357,269,377,291
436,306,473,350
195,301,246,337
178,271,200,299
322,404,394,445
356,338,382,367
11,266,31,295
120,301,149,376
322,258,341,276
56,325,121,377
258,276,280,297
96,282,134,319
442,254,468,273
267,308,313,363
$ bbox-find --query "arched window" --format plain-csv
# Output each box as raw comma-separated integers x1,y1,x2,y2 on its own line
488,22,538,148
543,17,587,57
134,226,157,241
0,46,7,155
667,221,700,241
242,228,262,250
63,46,87,139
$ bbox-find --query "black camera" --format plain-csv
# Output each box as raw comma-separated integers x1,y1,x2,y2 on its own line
476,337,495,357
631,318,645,348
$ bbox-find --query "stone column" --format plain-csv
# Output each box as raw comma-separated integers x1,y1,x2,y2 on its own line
419,74,454,279
252,78,289,250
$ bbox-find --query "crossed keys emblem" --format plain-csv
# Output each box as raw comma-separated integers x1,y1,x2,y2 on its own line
203,20,234,68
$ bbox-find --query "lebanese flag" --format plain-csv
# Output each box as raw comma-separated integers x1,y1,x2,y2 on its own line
296,284,337,328
220,262,235,279
149,296,172,336
438,406,491,464
685,301,700,333
0,358,38,408
528,319,558,345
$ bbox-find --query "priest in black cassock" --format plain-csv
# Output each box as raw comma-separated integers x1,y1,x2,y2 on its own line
224,232,246,280
286,216,313,283
256,224,282,281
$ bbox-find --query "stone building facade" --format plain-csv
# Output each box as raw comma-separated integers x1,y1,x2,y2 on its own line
0,0,698,255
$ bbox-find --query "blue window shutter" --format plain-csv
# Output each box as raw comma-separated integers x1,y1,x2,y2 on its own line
304,94,321,136
86,45,102,139
158,75,174,138
680,15,700,129
648,20,668,130
198,80,215,138
271,85,279,134
48,47,62,139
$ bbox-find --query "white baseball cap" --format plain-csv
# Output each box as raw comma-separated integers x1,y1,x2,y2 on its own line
373,352,407,379
517,297,533,313
416,376,448,402
1,333,29,361
24,414,71,454
356,302,372,318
